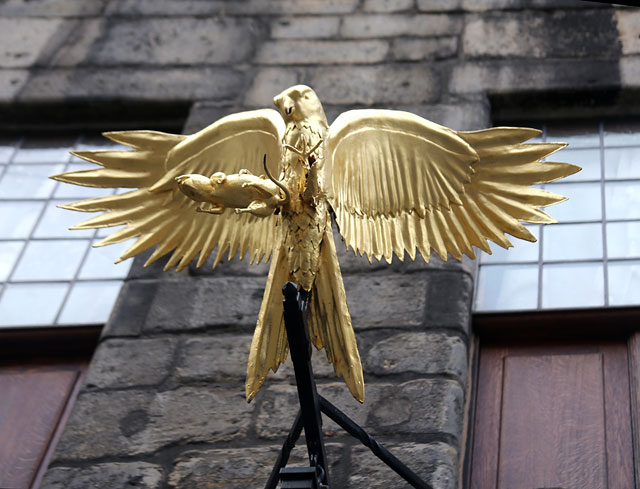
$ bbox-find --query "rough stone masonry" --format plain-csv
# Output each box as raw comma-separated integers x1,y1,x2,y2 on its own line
1,0,638,487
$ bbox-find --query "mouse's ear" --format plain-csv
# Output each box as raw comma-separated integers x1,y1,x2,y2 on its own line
210,172,226,184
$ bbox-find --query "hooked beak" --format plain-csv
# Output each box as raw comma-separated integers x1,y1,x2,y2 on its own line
274,94,295,118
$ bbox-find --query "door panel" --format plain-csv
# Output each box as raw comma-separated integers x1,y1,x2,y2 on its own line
0,369,82,489
0,326,99,489
470,338,634,489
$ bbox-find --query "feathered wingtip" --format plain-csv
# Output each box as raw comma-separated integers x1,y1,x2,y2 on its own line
50,131,188,190
454,126,581,250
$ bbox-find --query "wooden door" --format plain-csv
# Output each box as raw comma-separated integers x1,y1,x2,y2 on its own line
469,336,635,489
0,327,99,489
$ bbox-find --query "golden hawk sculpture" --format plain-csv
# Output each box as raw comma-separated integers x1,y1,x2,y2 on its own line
52,85,580,404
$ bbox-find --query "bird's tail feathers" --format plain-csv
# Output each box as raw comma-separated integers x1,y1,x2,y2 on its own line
245,243,289,402
308,227,365,403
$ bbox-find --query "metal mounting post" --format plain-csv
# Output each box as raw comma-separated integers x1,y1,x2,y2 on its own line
265,281,432,489
280,282,329,488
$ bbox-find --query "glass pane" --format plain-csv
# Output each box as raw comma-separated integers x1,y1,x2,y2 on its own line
0,201,45,239
480,225,540,263
58,281,122,325
604,147,640,180
475,264,538,311
605,181,640,220
543,182,602,222
542,263,604,308
53,163,114,199
11,239,89,281
608,261,640,306
607,221,640,259
0,139,17,164
13,136,76,164
543,223,602,261
79,240,133,279
74,135,122,151
552,147,600,182
0,164,65,199
32,201,94,239
0,283,68,327
0,241,24,281
546,126,600,148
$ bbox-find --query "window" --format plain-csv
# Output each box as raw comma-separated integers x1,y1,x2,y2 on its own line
474,121,640,311
0,134,132,328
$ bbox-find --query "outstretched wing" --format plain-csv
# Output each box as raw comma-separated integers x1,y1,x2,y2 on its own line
324,110,581,262
52,109,285,271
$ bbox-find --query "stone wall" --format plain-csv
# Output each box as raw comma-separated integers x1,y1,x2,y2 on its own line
1,0,638,488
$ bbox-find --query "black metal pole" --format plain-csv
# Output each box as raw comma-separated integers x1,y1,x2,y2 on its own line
281,282,329,487
319,396,433,489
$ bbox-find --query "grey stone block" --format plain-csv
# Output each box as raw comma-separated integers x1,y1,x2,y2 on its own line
256,379,463,441
363,0,414,13
85,337,176,389
101,280,159,338
417,0,462,11
53,386,255,460
616,9,640,56
450,58,621,95
41,462,163,489
322,100,489,132
367,379,464,441
391,37,458,61
341,14,463,38
244,68,300,107
425,270,473,333
126,250,189,280
256,382,368,439
175,334,252,383
365,332,467,382
394,101,490,131
174,334,338,384
257,40,389,65
459,0,521,11
48,18,105,67
143,277,266,332
270,16,340,39
105,0,359,16
311,64,441,106
89,18,257,66
17,67,245,102
621,56,640,88
0,18,65,68
0,0,106,17
344,274,428,329
182,102,247,135
462,10,619,59
166,444,345,488
0,69,29,101
460,0,599,11
349,442,458,489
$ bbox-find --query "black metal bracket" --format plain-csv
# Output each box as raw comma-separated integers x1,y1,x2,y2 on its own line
264,282,433,489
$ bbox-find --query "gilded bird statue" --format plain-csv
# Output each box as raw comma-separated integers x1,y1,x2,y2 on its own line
52,85,580,403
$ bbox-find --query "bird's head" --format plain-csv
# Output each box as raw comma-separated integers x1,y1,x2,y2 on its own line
273,85,328,128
